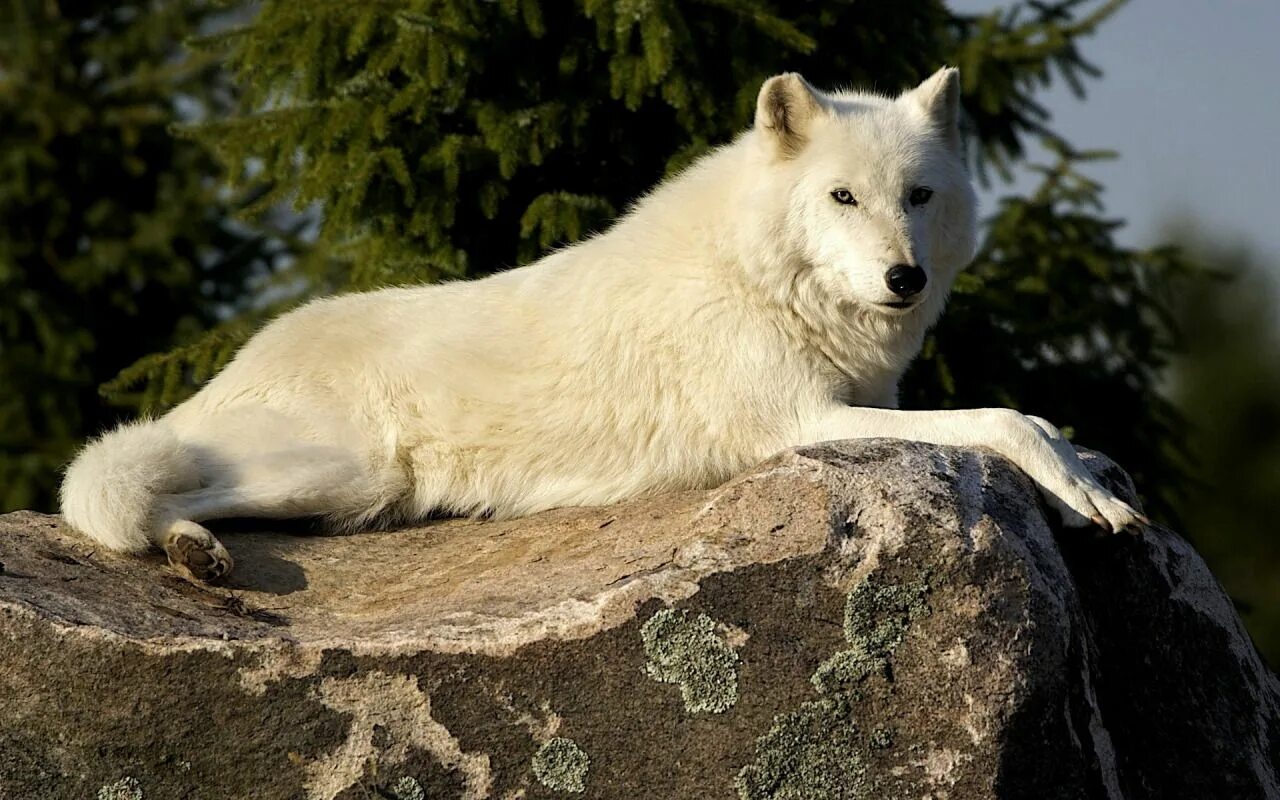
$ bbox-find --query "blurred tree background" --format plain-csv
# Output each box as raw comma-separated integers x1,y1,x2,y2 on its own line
1165,229,1280,663
0,0,289,510
1,0,1275,662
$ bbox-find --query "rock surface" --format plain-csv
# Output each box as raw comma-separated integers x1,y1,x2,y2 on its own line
0,440,1277,799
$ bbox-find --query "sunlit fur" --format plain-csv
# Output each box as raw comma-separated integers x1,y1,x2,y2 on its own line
61,68,1140,562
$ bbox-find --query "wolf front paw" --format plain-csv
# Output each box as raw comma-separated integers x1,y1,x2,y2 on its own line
163,521,234,582
1015,414,1149,535
1043,473,1148,535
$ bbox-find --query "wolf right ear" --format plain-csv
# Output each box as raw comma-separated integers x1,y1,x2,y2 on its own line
904,67,962,152
755,73,822,158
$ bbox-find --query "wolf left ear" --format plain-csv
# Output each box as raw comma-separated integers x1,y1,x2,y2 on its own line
755,73,823,158
904,67,962,152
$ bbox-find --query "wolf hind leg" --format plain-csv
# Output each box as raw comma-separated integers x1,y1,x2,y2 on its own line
154,443,401,581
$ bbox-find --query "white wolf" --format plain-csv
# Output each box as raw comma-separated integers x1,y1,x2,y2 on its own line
61,68,1145,580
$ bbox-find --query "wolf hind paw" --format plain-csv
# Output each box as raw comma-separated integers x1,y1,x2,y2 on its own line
163,521,234,582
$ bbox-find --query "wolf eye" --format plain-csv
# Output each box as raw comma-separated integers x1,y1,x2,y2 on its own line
909,186,934,207
831,189,857,206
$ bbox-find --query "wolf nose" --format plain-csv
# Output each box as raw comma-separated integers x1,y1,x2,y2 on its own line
885,264,927,298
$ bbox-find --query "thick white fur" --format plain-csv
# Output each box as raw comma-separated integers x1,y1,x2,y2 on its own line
61,421,200,551
61,68,1142,566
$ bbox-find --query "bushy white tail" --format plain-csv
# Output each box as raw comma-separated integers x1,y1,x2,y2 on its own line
59,420,200,552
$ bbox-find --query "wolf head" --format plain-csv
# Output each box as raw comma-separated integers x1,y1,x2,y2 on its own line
744,68,978,320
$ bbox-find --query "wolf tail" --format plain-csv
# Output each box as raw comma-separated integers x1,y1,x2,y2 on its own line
60,419,200,552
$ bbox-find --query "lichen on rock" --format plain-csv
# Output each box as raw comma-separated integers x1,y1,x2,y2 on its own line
808,648,880,696
868,728,893,750
97,777,142,800
842,575,930,651
739,573,931,799
388,776,424,800
641,607,740,713
531,737,590,794
812,574,930,694
735,698,870,800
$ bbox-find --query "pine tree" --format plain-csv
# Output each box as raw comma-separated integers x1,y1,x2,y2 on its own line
0,0,285,510
111,0,1196,516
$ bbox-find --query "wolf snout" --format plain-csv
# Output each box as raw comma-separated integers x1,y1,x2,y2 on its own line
885,264,927,298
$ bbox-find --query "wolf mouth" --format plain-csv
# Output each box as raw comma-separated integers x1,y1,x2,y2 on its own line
879,301,918,310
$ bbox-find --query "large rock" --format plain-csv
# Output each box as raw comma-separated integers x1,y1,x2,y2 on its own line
0,440,1276,799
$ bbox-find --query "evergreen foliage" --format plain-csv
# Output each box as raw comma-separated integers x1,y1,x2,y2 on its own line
0,0,286,511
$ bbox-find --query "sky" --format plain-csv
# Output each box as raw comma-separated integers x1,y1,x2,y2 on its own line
947,0,1280,280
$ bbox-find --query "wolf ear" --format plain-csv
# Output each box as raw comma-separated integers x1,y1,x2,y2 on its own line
755,73,822,158
904,67,962,152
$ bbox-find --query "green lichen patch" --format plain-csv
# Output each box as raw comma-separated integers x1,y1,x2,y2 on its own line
868,728,893,750
737,574,929,798
735,698,870,800
532,737,590,794
843,576,930,656
810,648,879,695
389,776,425,800
97,776,142,800
641,608,740,714
812,576,930,694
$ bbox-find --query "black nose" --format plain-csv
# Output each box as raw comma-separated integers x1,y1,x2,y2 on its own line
885,264,927,298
